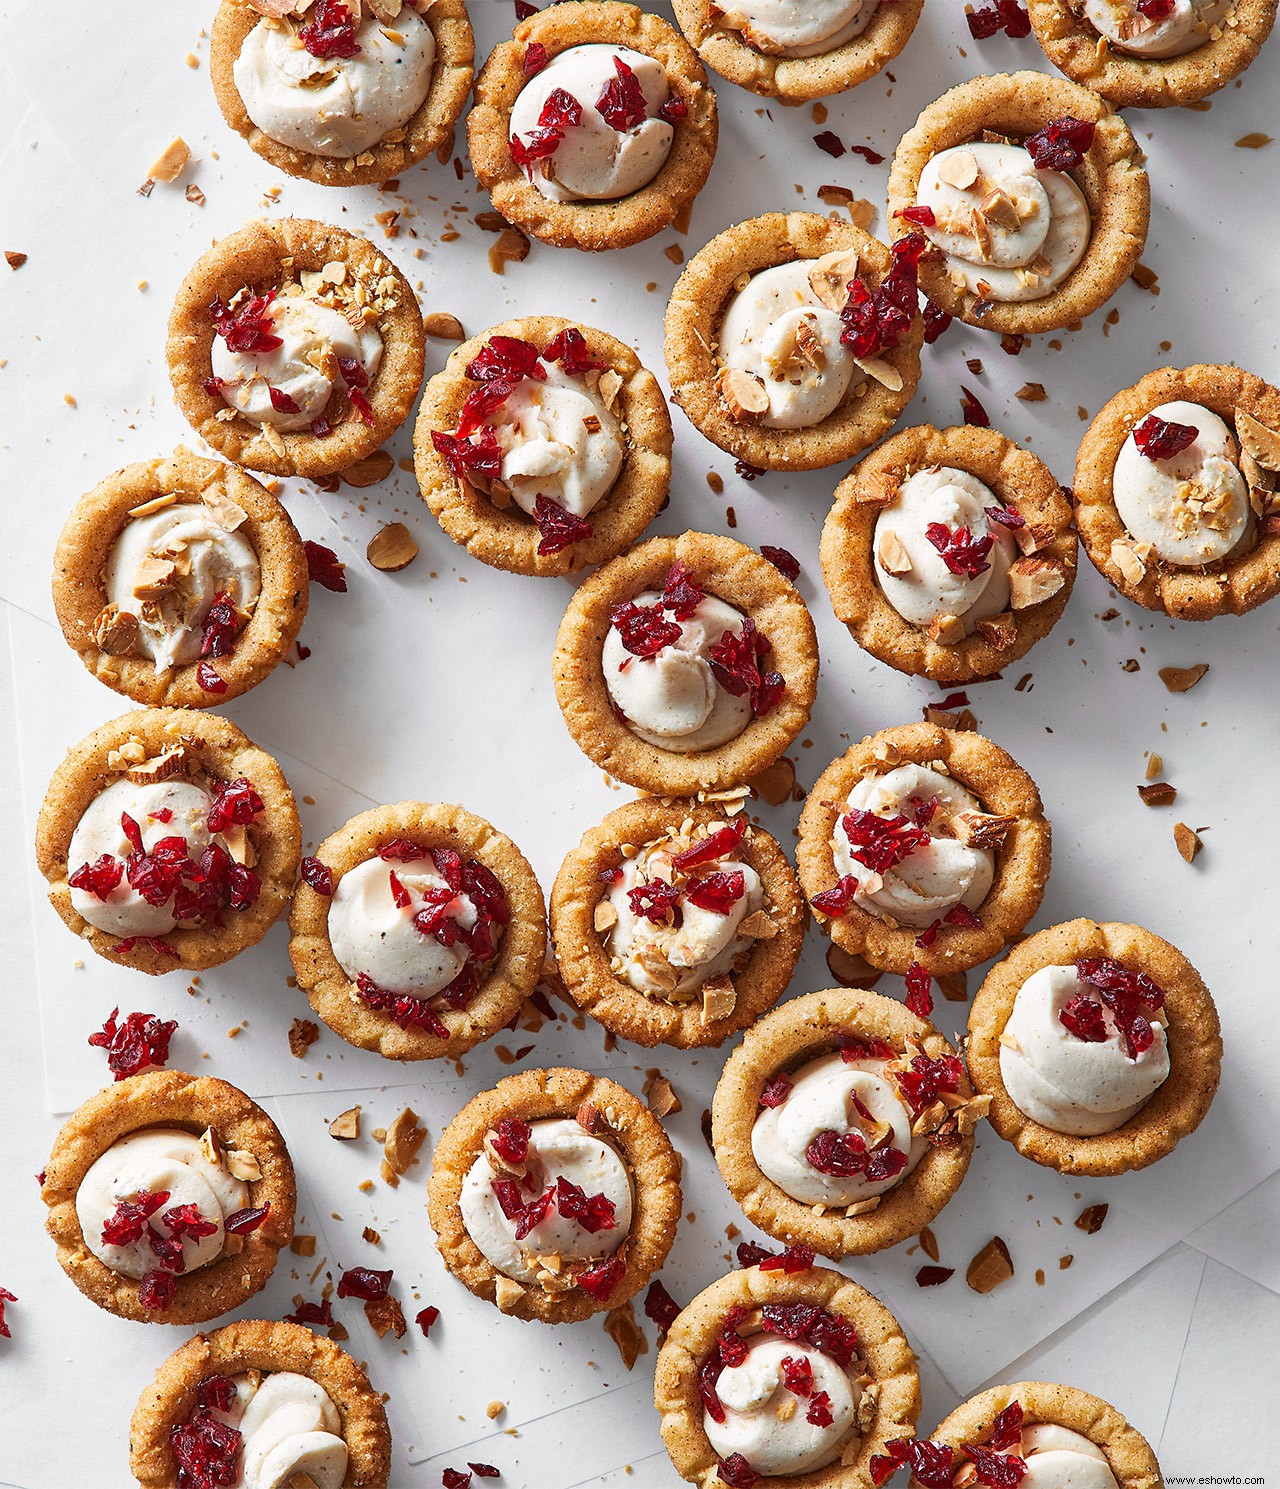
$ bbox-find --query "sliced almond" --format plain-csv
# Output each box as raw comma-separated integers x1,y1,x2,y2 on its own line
225,1148,262,1182
746,756,796,805
1236,409,1280,471
643,1072,682,1118
718,366,769,421
1111,539,1147,586
593,899,619,933
494,1276,527,1312
1158,663,1208,693
1173,822,1202,863
383,1107,427,1180
825,944,881,989
366,521,419,571
876,529,912,575
966,1236,1014,1294
853,356,903,392
328,1106,361,1141
969,208,994,262
489,227,531,275
202,489,249,530
149,137,191,184
701,975,737,1024
806,248,860,311
133,556,178,599
199,1127,223,1167
341,449,395,489
975,611,1017,649
367,0,403,19
129,491,180,519
576,1101,603,1134
937,149,979,189
365,1294,407,1338
422,311,465,340
1008,556,1065,610
92,605,141,657
739,908,779,940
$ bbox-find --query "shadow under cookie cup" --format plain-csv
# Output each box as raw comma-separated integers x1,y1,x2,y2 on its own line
467,0,718,253
209,0,475,185
550,795,806,1048
1073,362,1280,620
129,1318,392,1489
712,988,979,1258
426,1066,682,1324
35,707,301,975
654,1261,922,1489
166,217,425,479
664,211,923,472
966,918,1222,1177
821,422,1077,685
288,801,547,1062
554,531,820,794
51,451,309,708
670,0,924,102
797,723,1051,976
886,71,1149,337
42,1070,296,1327
413,314,673,576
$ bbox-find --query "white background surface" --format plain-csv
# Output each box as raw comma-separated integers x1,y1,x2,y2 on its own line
2,0,1279,1485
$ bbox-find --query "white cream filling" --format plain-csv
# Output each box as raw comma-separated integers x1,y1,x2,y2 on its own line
873,467,1016,637
832,762,994,929
719,0,881,55
211,292,383,431
1113,399,1251,566
328,853,477,997
704,1337,858,1475
603,588,755,751
211,1371,348,1489
1082,0,1228,58
105,504,260,672
916,142,1091,303
719,261,856,430
1018,1424,1119,1489
76,1128,249,1281
606,842,764,997
751,1051,925,1207
510,44,674,203
234,5,436,159
458,1117,633,1287
493,364,624,520
999,964,1170,1137
68,778,219,937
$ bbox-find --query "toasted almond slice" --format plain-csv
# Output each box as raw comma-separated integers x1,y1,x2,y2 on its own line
1111,539,1146,586
341,449,394,489
718,366,769,421
746,756,795,806
853,356,903,392
329,1106,361,1141
422,311,464,340
1236,409,1280,471
937,149,979,189
876,529,912,575
129,491,180,519
604,1301,647,1369
366,521,419,572
951,810,1015,849
225,1148,262,1182
701,975,737,1023
1008,556,1065,609
149,137,191,184
807,248,861,310
739,908,779,940
970,208,994,262
1158,663,1208,693
593,899,618,932
1173,821,1202,863
643,1072,682,1118
92,605,141,657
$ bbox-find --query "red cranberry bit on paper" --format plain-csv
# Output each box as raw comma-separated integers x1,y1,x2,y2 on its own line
717,1454,760,1489
89,1008,179,1080
849,144,885,164
1024,115,1096,171
926,521,995,577
672,818,745,872
736,1240,776,1267
532,495,592,556
685,870,745,914
1133,413,1198,462
916,1264,955,1286
841,808,931,875
644,1280,681,1336
303,540,347,593
923,298,953,344
610,599,682,657
337,1265,393,1301
515,0,539,16
576,1253,625,1300
138,1269,177,1310
758,1071,793,1108
209,292,282,355
904,961,934,1018
443,1472,472,1489
416,1305,441,1337
596,55,648,131
758,1242,814,1274
662,559,706,619
284,1297,337,1331
811,875,859,917
300,857,335,896
966,0,1030,37
813,130,845,157
299,0,361,58
960,386,992,428
760,544,801,581
871,1438,955,1489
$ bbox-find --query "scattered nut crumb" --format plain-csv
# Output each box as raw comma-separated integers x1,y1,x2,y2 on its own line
603,1302,647,1370
4,250,27,271
288,1018,320,1058
423,311,465,340
1173,822,1203,863
1075,1202,1109,1234
966,1236,1014,1293
329,1106,361,1141
643,1072,682,1119
1137,782,1177,807
365,1294,406,1339
367,521,419,571
148,136,191,183
290,1234,317,1257
382,1107,427,1184
1158,663,1208,693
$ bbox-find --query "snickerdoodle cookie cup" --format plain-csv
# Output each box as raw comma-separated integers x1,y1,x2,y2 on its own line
52,451,308,708
210,0,474,185
655,1260,921,1489
926,1381,1162,1489
36,709,300,976
713,989,982,1258
413,315,673,576
1074,363,1280,620
670,0,924,101
130,1319,392,1489
554,531,820,794
427,1066,682,1324
42,1069,295,1326
167,217,425,478
289,801,546,1062
967,919,1222,1177
886,72,1149,337
1028,0,1277,109
798,723,1051,976
467,1,718,253
550,795,806,1048
821,423,1077,685
664,212,924,472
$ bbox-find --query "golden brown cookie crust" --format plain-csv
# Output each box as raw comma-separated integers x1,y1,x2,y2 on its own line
821,423,1077,684
467,1,718,252
670,0,924,101
130,1318,391,1488
886,72,1149,337
51,451,309,708
42,1070,296,1327
1028,0,1278,108
166,217,425,478
550,796,806,1048
930,1381,1162,1489
426,1066,683,1323
1073,362,1280,619
554,531,820,794
288,801,547,1061
34,708,301,975
209,0,475,185
797,723,1051,975
654,1262,922,1489
967,918,1222,1176
412,314,674,575
712,988,977,1258
664,212,924,472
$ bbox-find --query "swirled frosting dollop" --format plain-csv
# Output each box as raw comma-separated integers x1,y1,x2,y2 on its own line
208,1370,349,1489
1082,0,1228,58
717,0,881,55
1016,1423,1120,1489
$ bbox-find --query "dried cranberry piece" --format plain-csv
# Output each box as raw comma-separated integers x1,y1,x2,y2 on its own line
736,1240,776,1267
209,291,281,354
491,1177,524,1221
895,204,937,227
542,327,606,375
961,386,992,428
672,819,745,871
443,1471,472,1489
171,1406,242,1489
522,40,548,74
284,1298,336,1331
555,1175,617,1234
871,1439,955,1489
303,540,347,593
70,854,125,900
609,599,682,657
299,0,361,58
1132,413,1198,462
718,1306,751,1366
837,1035,896,1062
1138,0,1175,14
596,55,648,131
515,0,538,15
416,1305,440,1337
989,1402,1024,1451
1059,993,1108,1043
196,1374,238,1413
627,878,681,922
196,661,227,694
510,126,564,173
905,961,934,1018
312,416,333,439
463,857,510,926
813,130,845,158
576,1253,625,1300
985,504,1026,531
644,1280,681,1336
811,875,859,917
916,1265,955,1286
202,376,225,398
355,974,450,1038
532,495,592,556
300,857,334,896
163,1203,219,1244
965,1445,1029,1488
1074,955,1165,1058
148,1222,189,1274
926,521,995,577
224,1204,270,1235
266,385,298,415
433,426,502,484
378,838,423,862
207,778,264,835
101,1188,171,1247
893,1052,965,1116
707,617,781,716
1000,0,1032,33
468,1465,500,1480
717,1454,759,1489
760,545,800,581
138,1269,177,1310
685,870,745,915
348,387,376,428
469,335,547,386
1024,115,1096,171
758,1242,814,1274
841,808,931,874
337,1266,392,1301
89,1008,179,1080
807,1390,834,1427
387,870,413,912
806,1128,868,1177
758,1071,793,1108
966,2,1004,36
513,1185,556,1240
839,232,924,359
659,95,688,123
491,1116,531,1165
662,560,706,619
114,934,181,958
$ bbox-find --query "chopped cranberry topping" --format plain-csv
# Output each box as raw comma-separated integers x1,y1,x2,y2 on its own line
758,1242,814,1275
717,1454,759,1488
195,592,241,666
284,1297,337,1332
609,599,682,657
811,875,859,917
138,1269,177,1310
532,495,592,556
303,540,347,593
89,1007,179,1080
596,55,648,131
685,870,745,915
916,1265,955,1286
1059,993,1108,1043
813,130,845,158
510,91,584,173
758,1071,793,1108
904,961,934,1018
348,386,376,428
1024,115,1096,171
838,1035,897,1063
850,144,885,163
114,935,181,958
101,1188,171,1247
355,974,450,1037
195,1375,237,1413
1138,0,1175,14
841,808,931,875
171,1403,242,1489
1074,955,1166,1058
659,95,688,123
196,661,227,694
70,854,125,900
990,1402,1024,1451
627,877,681,923
491,1116,531,1165
433,426,502,484
576,1253,625,1300
300,857,334,896
207,777,264,834
267,385,299,415
926,520,995,577
895,204,937,227
807,1390,834,1428
299,0,361,58
163,1203,219,1245
378,838,423,862
923,298,953,344
731,1241,772,1268
554,1175,617,1233
443,1471,472,1489
893,1052,965,1118
522,40,548,75
337,354,369,392
416,1304,441,1337
871,1438,955,1489
760,545,800,581
961,386,992,428
808,1129,908,1183
672,818,745,871
761,1303,857,1365
202,376,225,398
662,560,706,619
643,1280,681,1336
708,617,784,717
336,1265,392,1301
209,291,281,355
224,1204,270,1235
964,1444,1029,1488
1133,413,1198,462
542,326,606,375
469,335,547,386
839,232,925,360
